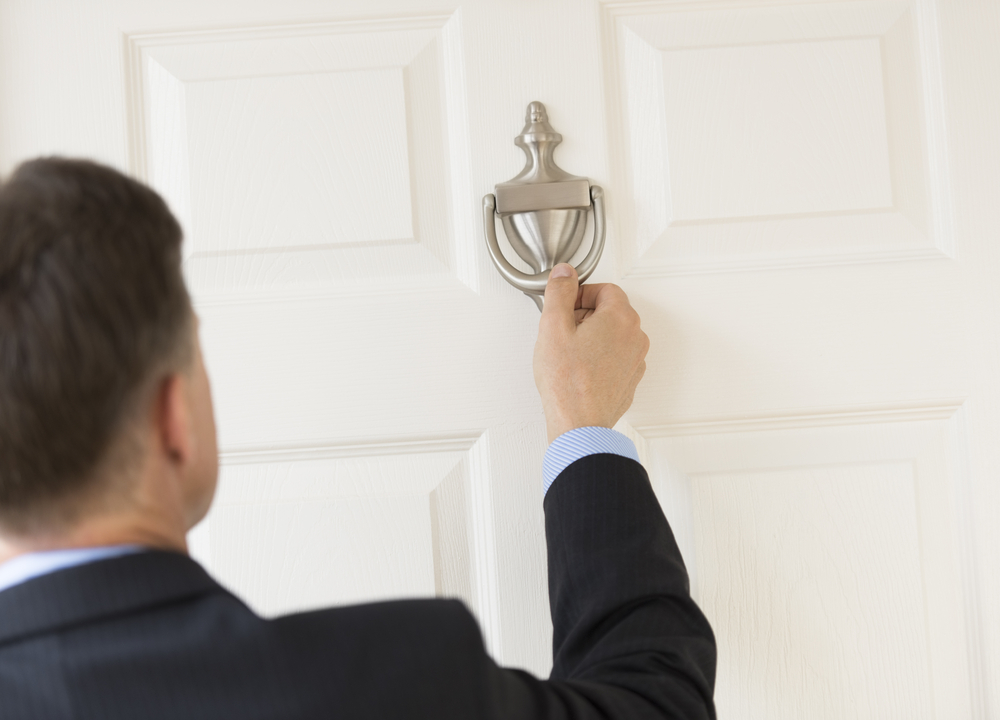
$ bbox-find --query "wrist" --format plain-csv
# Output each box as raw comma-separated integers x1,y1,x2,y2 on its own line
546,417,611,445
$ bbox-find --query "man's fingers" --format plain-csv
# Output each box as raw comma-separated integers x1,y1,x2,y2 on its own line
576,282,629,312
541,263,580,333
574,307,596,325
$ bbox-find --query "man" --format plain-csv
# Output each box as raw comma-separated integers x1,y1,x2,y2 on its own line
0,158,716,718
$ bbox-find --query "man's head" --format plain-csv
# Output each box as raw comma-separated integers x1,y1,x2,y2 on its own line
0,158,217,546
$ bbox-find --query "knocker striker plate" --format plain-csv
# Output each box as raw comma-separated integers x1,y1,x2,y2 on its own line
482,102,606,311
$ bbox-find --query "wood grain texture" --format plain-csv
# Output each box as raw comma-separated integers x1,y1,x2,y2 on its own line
932,2,1000,714
695,462,930,720
646,411,976,719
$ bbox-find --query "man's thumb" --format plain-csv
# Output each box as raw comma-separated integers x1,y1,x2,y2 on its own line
542,263,579,327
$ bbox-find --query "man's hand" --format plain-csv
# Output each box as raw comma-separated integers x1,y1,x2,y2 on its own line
533,263,649,444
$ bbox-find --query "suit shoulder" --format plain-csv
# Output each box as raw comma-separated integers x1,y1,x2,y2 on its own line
270,599,490,716
275,596,475,626
274,597,485,657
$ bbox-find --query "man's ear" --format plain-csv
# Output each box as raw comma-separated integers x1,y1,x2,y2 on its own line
156,373,193,466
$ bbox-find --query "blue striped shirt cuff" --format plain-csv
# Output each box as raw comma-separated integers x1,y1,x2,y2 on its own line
543,426,641,497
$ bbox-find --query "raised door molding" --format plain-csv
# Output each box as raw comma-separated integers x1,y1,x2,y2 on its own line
188,430,504,656
601,0,954,276
620,398,984,719
123,12,479,303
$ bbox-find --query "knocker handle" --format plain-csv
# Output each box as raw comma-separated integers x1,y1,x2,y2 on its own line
482,186,606,309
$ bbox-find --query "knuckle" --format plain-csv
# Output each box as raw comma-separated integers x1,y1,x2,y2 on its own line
605,284,630,306
612,284,630,302
620,310,641,335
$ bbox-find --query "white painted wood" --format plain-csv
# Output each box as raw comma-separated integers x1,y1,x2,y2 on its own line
697,463,930,719
125,15,471,297
641,408,973,719
664,38,893,220
1,0,996,714
603,0,955,275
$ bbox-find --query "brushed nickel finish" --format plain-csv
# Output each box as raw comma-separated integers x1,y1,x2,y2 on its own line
482,102,606,310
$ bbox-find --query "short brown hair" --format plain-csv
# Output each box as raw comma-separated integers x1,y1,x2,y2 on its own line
0,158,192,532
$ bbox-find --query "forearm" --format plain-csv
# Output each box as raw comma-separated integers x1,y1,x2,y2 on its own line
543,454,716,718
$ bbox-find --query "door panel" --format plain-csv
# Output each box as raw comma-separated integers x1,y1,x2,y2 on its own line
641,405,972,719
603,0,953,276
0,0,994,714
188,442,495,634
125,15,473,298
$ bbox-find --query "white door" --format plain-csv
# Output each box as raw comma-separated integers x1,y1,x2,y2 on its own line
0,0,994,717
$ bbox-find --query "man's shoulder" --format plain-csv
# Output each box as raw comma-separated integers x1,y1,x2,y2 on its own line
277,595,476,625
262,598,491,717
0,555,492,720
0,550,484,671
272,596,485,661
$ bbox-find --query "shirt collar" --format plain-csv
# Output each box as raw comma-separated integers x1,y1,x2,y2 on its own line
0,545,144,594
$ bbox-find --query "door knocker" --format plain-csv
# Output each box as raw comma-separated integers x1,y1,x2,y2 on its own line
482,102,606,311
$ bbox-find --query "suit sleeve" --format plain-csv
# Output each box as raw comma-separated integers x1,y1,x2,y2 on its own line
478,453,717,719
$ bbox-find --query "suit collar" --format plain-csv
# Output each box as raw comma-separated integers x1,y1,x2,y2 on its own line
0,550,224,646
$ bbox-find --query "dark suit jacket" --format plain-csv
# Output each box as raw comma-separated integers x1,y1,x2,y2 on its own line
0,454,716,719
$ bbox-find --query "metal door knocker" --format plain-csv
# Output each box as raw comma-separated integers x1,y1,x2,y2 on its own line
483,102,606,311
